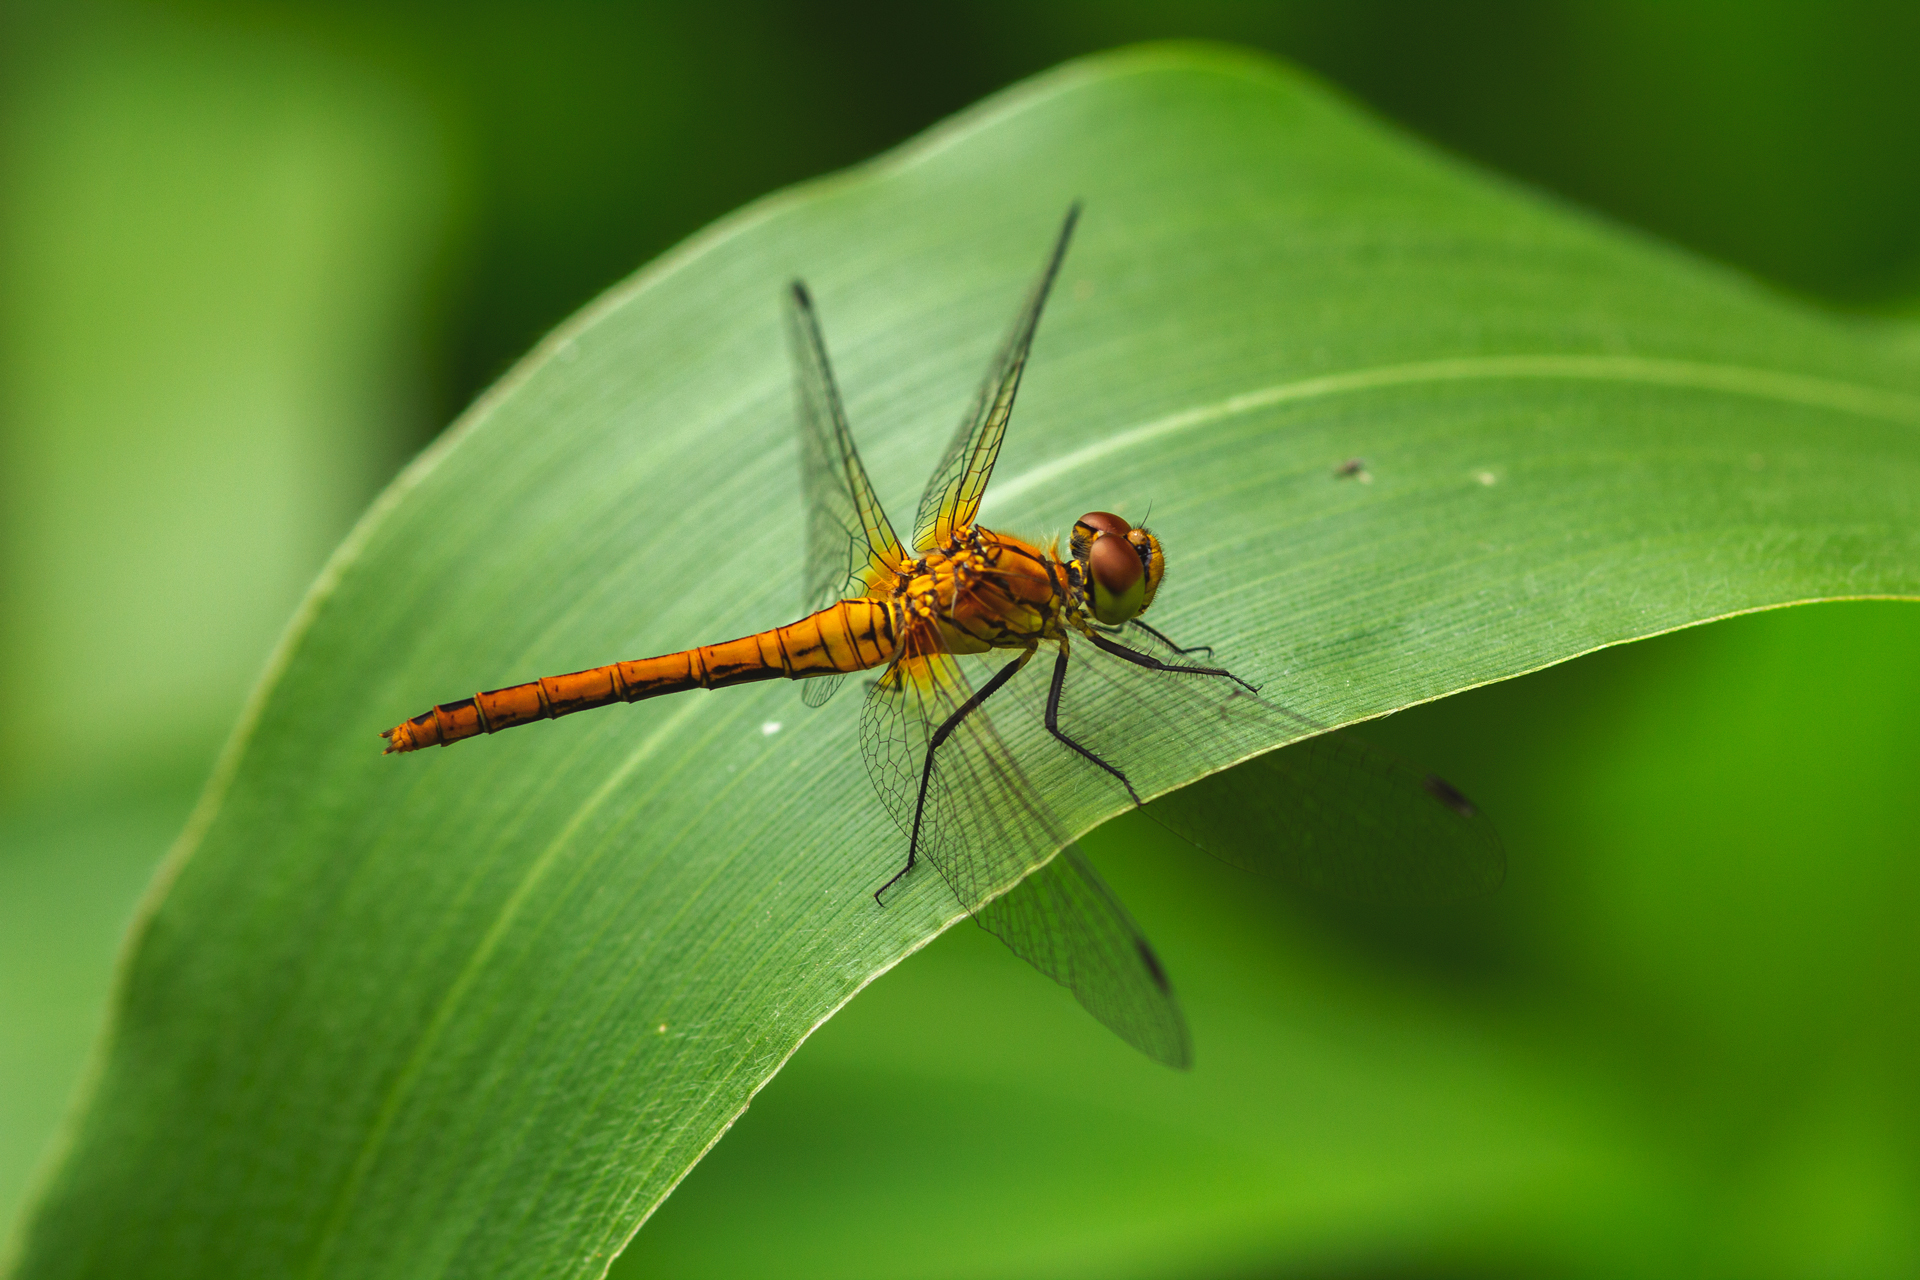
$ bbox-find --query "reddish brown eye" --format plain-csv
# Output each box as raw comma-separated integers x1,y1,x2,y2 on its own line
1078,510,1130,537
1089,532,1142,595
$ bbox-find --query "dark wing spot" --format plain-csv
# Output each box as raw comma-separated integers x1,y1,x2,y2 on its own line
1423,773,1478,818
1135,939,1172,993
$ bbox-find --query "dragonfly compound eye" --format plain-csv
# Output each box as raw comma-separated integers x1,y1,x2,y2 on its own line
1077,510,1130,538
1089,531,1146,623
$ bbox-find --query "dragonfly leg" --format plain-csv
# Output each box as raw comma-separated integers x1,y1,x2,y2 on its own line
1086,630,1258,694
1128,618,1214,659
877,646,1038,905
1045,646,1142,804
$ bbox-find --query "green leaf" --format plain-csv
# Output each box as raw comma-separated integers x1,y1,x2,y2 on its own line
12,44,1918,1279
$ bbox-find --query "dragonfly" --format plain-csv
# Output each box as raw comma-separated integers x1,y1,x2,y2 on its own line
383,206,1503,1068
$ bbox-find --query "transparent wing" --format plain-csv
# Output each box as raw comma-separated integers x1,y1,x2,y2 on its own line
910,205,1079,553
860,635,1189,1067
1025,621,1506,903
974,843,1189,1068
786,282,908,707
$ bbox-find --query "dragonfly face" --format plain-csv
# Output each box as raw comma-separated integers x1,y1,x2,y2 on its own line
383,205,1503,1070
1067,510,1165,626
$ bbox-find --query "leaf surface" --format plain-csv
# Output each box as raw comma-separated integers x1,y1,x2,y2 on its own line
12,45,1919,1280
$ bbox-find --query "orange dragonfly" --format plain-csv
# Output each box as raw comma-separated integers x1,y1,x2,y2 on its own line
384,207,1501,1067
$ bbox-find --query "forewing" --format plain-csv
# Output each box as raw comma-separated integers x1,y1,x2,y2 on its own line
786,283,907,608
860,640,1190,1066
1025,622,1505,903
910,206,1079,553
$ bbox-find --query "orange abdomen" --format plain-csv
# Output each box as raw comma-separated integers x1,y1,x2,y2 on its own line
382,597,898,753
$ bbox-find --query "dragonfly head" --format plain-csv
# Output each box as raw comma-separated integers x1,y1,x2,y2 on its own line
1073,511,1165,624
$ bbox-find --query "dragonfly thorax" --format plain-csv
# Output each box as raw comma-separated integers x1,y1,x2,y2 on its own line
899,524,1068,656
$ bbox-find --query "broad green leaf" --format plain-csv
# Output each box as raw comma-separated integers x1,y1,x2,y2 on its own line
12,44,1919,1280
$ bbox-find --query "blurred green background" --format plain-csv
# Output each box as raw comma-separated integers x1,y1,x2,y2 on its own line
3,2,1917,1274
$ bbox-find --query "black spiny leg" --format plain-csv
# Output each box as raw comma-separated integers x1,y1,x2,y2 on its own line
876,647,1036,904
1045,646,1141,804
1086,630,1260,694
1128,618,1214,659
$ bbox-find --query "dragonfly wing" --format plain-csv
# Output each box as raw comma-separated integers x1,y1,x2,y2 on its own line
861,640,1190,1067
976,843,1190,1067
1153,731,1506,903
861,646,1065,909
800,671,844,709
786,280,908,622
1045,622,1505,903
909,206,1080,553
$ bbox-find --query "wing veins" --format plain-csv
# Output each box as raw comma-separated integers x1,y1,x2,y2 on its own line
786,280,906,616
860,623,1190,1067
911,205,1081,552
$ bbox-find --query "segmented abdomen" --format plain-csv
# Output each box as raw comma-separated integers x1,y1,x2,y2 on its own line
382,597,898,752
